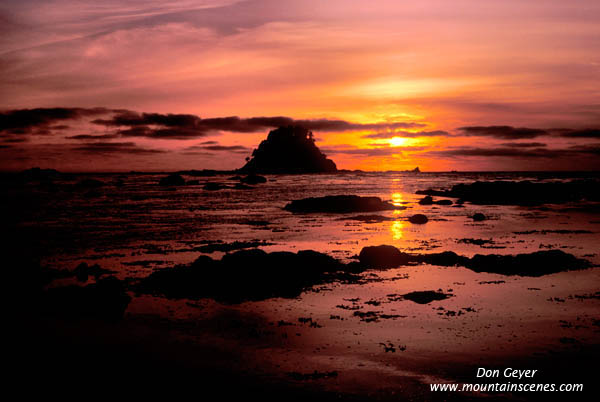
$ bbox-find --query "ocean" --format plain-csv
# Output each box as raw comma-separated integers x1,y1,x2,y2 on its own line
6,170,600,400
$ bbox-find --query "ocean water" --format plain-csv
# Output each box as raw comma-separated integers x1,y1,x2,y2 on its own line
9,171,599,271
8,171,600,395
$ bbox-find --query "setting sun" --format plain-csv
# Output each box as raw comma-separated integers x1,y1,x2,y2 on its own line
388,137,410,147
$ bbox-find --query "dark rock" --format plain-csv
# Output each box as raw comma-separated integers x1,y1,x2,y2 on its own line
409,214,428,224
42,276,131,321
358,245,412,268
409,167,420,173
137,249,354,303
419,196,434,205
73,262,115,282
419,196,452,206
158,173,185,186
240,125,337,174
228,175,243,181
356,245,590,276
203,182,227,191
472,213,486,221
17,167,65,183
284,195,397,213
186,179,200,185
418,251,469,267
466,250,589,276
241,174,267,184
416,179,600,206
435,199,453,205
233,183,253,190
402,291,451,304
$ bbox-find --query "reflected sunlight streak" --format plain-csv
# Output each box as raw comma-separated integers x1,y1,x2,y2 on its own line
391,220,404,240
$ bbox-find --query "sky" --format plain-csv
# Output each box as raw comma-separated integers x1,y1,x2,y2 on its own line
1,0,599,171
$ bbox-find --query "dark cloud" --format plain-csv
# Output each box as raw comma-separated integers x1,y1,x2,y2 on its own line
91,111,426,139
72,142,166,155
92,111,201,128
1,136,28,143
458,126,549,139
499,142,547,148
185,144,249,153
65,134,120,140
557,128,600,138
568,144,600,156
0,107,110,135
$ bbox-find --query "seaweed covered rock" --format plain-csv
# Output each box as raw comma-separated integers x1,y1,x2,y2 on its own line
284,195,396,213
408,214,428,224
240,174,267,185
358,245,412,268
203,182,227,191
417,251,469,267
240,126,337,174
402,291,451,304
472,213,487,222
419,196,452,206
467,250,589,276
136,249,352,303
159,173,185,186
356,245,591,276
15,167,68,183
418,195,434,205
416,180,600,206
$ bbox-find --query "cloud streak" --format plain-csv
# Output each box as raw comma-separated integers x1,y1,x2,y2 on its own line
72,141,167,155
0,107,111,135
457,126,548,140
92,111,427,138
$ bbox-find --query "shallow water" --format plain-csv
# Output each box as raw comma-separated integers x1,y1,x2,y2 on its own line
8,171,600,399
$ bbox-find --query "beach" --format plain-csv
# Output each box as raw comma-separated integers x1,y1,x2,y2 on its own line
6,170,599,400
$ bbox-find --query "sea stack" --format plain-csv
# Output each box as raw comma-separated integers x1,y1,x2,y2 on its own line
240,126,337,174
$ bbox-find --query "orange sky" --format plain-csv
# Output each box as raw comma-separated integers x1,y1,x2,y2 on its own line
1,0,599,171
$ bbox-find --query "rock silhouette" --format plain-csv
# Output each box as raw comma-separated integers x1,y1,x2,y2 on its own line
358,245,412,268
284,195,397,213
416,180,600,206
419,196,453,206
159,173,185,186
240,126,337,174
472,213,487,221
356,245,590,276
241,174,267,184
408,214,428,224
136,249,356,303
402,291,451,304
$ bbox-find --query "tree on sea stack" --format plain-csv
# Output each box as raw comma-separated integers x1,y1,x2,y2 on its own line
240,126,338,174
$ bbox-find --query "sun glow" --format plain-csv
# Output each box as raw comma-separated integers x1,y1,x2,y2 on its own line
388,137,409,147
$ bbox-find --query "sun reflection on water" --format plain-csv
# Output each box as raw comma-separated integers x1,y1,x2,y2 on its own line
391,192,404,206
391,220,404,240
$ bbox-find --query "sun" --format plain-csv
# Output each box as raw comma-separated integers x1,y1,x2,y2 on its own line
388,137,409,147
